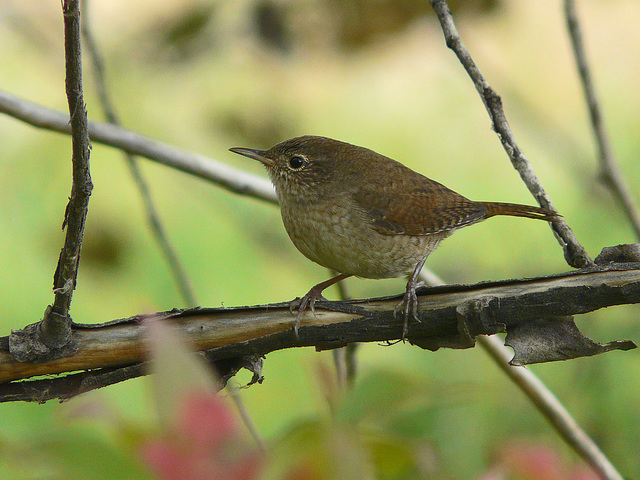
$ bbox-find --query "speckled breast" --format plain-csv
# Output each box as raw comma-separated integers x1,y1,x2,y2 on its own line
279,197,446,279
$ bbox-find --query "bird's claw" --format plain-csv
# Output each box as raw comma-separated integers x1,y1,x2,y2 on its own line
394,280,425,340
290,290,328,337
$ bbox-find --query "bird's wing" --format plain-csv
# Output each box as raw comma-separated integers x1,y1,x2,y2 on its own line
352,176,487,236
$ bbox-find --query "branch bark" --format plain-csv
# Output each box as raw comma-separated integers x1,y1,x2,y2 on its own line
1,263,637,392
54,0,93,328
8,0,94,362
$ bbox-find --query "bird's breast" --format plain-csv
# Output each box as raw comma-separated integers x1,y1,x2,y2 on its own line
279,196,445,278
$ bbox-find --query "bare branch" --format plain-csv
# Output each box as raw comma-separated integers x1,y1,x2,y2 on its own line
479,334,623,480
429,0,593,269
0,91,277,204
15,0,94,360
563,0,640,239
420,268,626,480
423,9,627,472
1,263,637,389
54,0,93,325
0,358,260,404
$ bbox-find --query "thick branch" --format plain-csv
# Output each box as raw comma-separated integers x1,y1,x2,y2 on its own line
0,264,637,387
429,0,593,269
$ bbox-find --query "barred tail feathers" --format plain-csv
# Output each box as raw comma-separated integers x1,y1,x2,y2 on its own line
479,202,559,222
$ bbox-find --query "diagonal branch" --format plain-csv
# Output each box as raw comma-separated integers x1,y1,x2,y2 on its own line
563,0,640,239
419,268,625,480
429,0,593,269
0,90,277,204
480,333,624,480
425,7,627,474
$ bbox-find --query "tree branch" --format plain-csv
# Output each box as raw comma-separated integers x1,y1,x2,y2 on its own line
9,0,94,362
479,334,623,480
55,0,92,328
424,6,631,476
419,268,625,480
429,0,593,269
0,90,277,204
563,0,640,240
0,263,637,397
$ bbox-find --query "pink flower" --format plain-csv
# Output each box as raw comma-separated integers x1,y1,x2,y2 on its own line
481,442,599,480
140,390,261,480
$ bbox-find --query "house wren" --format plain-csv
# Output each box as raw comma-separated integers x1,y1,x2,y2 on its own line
230,135,558,338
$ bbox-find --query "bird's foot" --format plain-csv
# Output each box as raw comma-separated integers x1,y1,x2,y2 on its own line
394,280,426,340
289,286,328,337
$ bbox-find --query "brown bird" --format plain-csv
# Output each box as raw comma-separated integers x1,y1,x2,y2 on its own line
230,135,558,338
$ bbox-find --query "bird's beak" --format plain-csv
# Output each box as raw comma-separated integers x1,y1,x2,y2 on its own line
229,147,275,167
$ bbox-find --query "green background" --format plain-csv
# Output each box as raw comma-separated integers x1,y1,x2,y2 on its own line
1,0,639,478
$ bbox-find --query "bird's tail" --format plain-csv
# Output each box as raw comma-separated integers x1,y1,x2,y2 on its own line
479,201,559,222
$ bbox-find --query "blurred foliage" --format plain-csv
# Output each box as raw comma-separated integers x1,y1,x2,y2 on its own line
0,320,601,479
1,0,640,478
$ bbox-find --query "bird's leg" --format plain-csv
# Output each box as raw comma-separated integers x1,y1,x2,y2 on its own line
394,256,428,340
292,273,352,336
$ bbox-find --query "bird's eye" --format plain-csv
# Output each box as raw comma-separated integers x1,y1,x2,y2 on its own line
288,155,306,170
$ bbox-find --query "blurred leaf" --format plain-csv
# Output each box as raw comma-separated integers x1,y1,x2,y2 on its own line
253,1,291,52
263,419,375,480
143,316,221,427
363,430,435,480
144,3,216,62
261,365,450,479
336,368,425,424
0,425,154,480
482,441,600,480
141,317,262,480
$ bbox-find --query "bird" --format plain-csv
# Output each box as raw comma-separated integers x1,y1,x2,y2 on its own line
230,135,558,339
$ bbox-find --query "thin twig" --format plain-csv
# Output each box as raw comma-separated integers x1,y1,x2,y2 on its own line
479,334,624,480
564,0,640,239
419,269,624,480
429,0,593,269
80,0,197,306
426,3,623,475
79,3,265,444
227,382,267,452
41,0,93,350
0,90,277,204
